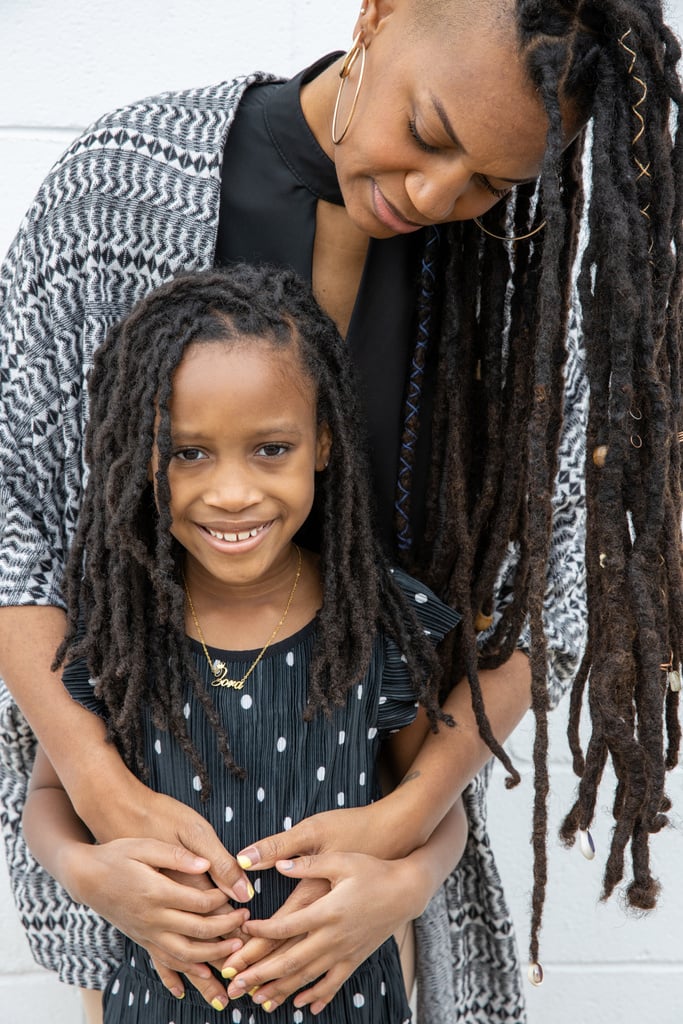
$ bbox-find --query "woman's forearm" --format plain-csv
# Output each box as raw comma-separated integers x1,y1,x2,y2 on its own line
376,650,532,855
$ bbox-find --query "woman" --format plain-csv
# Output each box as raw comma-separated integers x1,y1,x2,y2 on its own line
0,1,681,1022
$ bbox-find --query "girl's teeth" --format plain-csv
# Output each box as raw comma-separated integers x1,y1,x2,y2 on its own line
207,526,263,542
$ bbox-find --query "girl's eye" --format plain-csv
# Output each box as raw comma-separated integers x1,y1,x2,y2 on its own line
174,448,206,462
408,119,440,155
475,173,512,200
256,443,290,458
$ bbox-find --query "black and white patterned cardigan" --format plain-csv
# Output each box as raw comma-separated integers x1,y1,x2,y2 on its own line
0,75,588,1023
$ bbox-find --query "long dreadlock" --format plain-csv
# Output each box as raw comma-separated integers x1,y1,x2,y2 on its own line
55,264,448,799
395,0,683,969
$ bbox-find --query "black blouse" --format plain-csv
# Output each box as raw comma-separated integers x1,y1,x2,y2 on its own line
216,55,433,551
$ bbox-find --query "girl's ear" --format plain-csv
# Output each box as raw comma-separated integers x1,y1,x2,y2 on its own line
315,422,332,471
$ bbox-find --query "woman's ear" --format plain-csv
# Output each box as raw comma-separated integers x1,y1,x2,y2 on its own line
353,0,397,47
315,422,333,470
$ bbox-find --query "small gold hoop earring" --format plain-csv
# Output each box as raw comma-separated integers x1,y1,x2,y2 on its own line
473,216,547,243
331,34,366,145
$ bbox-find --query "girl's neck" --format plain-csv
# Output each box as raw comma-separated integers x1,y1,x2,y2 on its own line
182,546,322,651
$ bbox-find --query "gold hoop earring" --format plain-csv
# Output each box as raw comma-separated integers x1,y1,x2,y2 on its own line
473,216,547,243
331,35,366,145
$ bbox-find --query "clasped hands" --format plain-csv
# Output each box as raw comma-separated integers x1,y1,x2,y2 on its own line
78,801,424,1016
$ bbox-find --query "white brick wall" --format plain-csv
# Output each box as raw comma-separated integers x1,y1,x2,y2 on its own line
1,3,682,1021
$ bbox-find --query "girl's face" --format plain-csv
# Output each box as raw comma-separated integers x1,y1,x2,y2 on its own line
154,338,331,593
313,0,564,239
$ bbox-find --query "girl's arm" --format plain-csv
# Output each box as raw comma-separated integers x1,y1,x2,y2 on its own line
0,604,253,905
23,743,251,1010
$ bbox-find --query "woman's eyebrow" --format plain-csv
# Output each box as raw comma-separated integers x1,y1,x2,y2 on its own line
430,93,536,185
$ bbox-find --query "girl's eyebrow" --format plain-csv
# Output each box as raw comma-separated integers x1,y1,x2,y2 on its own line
429,93,536,185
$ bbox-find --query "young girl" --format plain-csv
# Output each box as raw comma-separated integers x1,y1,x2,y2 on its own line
23,263,464,1023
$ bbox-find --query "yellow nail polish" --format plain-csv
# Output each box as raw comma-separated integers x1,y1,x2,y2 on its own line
237,855,252,869
248,986,260,997
264,1001,274,1012
221,967,237,980
211,997,226,1012
246,881,255,900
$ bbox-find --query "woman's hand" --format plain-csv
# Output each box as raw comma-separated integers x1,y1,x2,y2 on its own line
224,853,421,1016
65,837,253,1010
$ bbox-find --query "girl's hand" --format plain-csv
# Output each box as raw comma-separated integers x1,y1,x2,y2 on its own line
224,853,422,1016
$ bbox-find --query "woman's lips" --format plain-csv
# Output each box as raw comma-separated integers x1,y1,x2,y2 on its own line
372,183,423,234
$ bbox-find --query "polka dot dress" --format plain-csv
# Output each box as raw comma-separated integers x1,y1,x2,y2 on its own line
65,569,458,1024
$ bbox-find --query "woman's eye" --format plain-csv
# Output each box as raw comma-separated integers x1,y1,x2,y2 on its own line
475,173,512,200
256,443,290,458
408,119,440,154
174,448,206,462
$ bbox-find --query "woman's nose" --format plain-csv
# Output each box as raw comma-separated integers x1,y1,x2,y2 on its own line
404,162,470,223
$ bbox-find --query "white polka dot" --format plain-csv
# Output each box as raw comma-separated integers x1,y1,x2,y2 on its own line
232,1009,242,1022
337,792,345,806
192,775,202,791
111,979,120,995
225,806,234,822
357,683,363,699
128,992,135,1006
424,629,432,636
389,567,395,574
294,1012,304,1023
359,771,366,786
353,992,365,1007
368,727,378,740
130,955,136,967
241,694,253,709
276,736,287,752
286,651,295,667
145,990,150,1004
338,730,346,745
317,766,326,781
88,677,96,687
183,702,191,718
257,786,265,802
154,739,162,755
283,816,292,830
379,695,387,705
381,981,386,996
400,653,408,663
414,592,428,604
254,877,262,894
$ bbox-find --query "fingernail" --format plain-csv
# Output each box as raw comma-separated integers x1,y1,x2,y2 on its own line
211,997,228,1011
237,847,259,868
248,986,260,997
171,987,185,999
264,1000,275,1012
222,967,237,980
233,878,254,902
230,979,246,995
277,859,294,870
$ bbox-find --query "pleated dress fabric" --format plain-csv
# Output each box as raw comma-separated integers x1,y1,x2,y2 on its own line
62,569,459,1024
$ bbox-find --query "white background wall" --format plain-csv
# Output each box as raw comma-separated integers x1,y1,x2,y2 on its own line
1,2,682,1022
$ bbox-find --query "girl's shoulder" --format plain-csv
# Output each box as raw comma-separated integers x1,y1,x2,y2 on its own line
386,566,461,641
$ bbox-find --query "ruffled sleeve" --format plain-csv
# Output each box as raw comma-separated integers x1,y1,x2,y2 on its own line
378,567,460,734
61,630,108,721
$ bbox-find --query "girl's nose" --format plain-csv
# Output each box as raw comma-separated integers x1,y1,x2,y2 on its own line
203,465,261,511
404,162,470,223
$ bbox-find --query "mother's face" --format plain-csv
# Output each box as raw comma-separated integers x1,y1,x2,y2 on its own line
332,0,558,239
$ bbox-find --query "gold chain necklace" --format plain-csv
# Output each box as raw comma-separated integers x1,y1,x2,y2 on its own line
183,544,302,690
